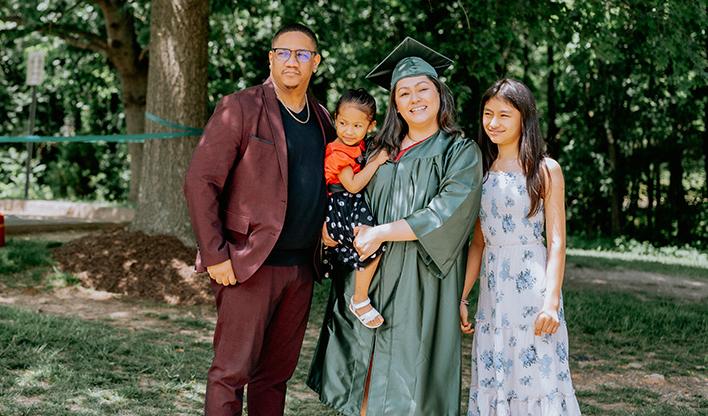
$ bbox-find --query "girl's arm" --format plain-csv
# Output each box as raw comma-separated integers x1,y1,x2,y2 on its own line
337,150,388,194
542,158,567,314
460,219,484,334
462,219,485,302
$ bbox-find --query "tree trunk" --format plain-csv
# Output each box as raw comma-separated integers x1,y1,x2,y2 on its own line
95,0,150,202
703,87,708,199
545,44,559,158
627,174,639,231
647,162,656,230
121,74,148,202
668,148,689,241
522,38,531,87
132,0,209,244
605,119,622,235
654,161,662,231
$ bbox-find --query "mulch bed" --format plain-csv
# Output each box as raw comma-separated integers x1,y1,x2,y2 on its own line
53,228,213,305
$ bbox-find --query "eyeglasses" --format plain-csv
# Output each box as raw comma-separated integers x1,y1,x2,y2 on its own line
270,48,318,63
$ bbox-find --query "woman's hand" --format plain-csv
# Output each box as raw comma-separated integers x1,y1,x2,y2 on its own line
460,302,474,334
353,225,383,260
534,308,560,336
322,223,338,247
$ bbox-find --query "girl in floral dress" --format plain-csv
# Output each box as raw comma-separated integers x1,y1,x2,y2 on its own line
460,78,582,415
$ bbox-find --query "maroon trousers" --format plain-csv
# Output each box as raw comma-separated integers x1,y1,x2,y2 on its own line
204,264,314,416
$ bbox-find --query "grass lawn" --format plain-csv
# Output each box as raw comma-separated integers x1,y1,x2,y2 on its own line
562,287,707,415
0,239,706,415
567,249,708,280
0,305,210,415
566,236,708,280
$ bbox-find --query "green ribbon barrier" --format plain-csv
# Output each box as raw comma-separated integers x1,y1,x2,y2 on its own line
0,112,204,143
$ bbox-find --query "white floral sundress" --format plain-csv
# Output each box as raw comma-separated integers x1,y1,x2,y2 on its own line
467,171,581,416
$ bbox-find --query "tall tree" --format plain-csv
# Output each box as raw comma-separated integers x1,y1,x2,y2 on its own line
131,0,208,244
5,0,149,202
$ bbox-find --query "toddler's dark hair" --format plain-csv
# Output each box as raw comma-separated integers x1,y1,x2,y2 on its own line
334,88,376,121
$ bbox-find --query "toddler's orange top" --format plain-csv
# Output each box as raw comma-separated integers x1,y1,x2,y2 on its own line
324,141,365,186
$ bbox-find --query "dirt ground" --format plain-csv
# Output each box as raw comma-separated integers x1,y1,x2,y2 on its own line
565,263,707,302
52,227,212,305
1,229,706,412
44,228,708,306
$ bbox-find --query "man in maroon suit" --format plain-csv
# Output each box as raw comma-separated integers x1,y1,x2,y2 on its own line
183,23,335,416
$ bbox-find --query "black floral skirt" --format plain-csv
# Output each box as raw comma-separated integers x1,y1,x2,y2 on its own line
323,190,385,279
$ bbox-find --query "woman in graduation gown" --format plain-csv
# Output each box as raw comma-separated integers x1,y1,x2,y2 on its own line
308,37,483,416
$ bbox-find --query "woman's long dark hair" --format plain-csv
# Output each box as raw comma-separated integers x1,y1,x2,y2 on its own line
478,78,548,217
369,76,463,159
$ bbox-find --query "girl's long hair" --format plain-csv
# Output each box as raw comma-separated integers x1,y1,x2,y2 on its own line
369,76,463,159
478,78,548,217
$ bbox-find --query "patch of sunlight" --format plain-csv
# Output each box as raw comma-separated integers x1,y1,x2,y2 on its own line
567,248,708,269
14,395,42,407
175,380,206,410
186,380,206,402
85,388,128,406
16,365,52,388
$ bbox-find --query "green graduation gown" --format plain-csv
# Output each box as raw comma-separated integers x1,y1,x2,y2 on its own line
308,131,483,416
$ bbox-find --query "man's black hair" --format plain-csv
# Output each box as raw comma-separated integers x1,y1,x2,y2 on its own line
272,23,318,50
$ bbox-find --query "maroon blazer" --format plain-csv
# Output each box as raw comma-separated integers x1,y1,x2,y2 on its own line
183,78,335,282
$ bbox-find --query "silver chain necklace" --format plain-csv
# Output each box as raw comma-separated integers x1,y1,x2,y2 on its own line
279,94,310,124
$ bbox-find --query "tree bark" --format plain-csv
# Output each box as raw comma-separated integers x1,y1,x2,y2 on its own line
94,0,149,202
654,161,661,230
605,119,622,235
122,76,147,203
131,0,208,244
703,86,708,199
668,148,689,242
27,1,150,202
627,174,639,231
545,44,559,158
647,162,654,230
522,38,531,87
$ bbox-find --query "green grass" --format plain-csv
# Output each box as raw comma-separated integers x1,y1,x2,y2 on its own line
564,287,707,375
0,239,58,279
0,305,211,415
567,249,708,279
1,238,706,415
576,385,660,406
567,236,708,279
561,287,707,415
574,385,701,416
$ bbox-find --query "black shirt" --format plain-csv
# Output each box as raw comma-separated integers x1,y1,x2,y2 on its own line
264,100,326,266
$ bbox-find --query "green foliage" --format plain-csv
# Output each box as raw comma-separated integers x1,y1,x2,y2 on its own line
0,239,56,275
1,1,137,202
0,147,53,199
0,0,706,242
197,0,708,247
